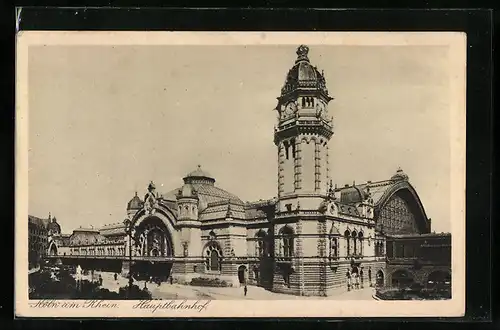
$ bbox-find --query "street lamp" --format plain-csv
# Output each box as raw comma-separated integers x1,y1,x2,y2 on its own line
123,218,134,298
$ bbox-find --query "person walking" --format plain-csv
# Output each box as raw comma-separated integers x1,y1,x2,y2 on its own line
76,265,82,290
244,285,248,296
98,274,103,286
114,273,118,281
346,270,351,291
368,267,372,287
360,268,364,288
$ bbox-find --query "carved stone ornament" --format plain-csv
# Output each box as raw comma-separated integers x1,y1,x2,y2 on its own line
144,191,159,215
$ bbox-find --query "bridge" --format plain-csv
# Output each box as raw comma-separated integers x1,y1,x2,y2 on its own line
43,254,181,279
44,255,179,262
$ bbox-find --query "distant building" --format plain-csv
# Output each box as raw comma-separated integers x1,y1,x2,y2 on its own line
28,213,66,269
47,45,451,297
385,233,451,289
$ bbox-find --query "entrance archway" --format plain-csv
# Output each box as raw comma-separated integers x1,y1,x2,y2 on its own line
391,269,414,288
49,243,58,256
131,215,175,281
376,270,384,286
134,216,174,257
238,265,247,284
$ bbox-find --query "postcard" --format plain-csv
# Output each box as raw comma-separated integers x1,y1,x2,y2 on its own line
16,31,466,318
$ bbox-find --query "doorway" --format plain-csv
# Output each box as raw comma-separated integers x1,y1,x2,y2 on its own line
238,265,247,284
376,270,385,287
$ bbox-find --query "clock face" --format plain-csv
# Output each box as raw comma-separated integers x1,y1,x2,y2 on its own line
283,101,297,117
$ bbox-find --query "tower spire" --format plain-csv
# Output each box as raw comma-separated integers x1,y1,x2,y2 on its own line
295,45,310,63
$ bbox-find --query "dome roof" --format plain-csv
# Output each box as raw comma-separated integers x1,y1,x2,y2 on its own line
47,219,61,234
183,165,216,185
127,192,143,210
280,45,330,96
162,166,243,212
391,167,409,181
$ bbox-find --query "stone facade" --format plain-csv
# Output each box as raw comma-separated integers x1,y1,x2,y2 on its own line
46,45,449,297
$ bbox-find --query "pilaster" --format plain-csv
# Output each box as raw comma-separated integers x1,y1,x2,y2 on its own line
278,143,285,197
314,140,321,191
317,220,328,296
294,138,302,191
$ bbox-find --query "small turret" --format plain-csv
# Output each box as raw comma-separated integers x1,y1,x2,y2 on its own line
356,186,374,219
176,179,199,221
391,167,409,182
127,191,143,219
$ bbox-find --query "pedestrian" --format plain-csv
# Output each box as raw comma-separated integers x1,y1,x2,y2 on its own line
170,276,173,285
346,270,351,291
99,274,103,286
244,285,248,296
368,267,372,287
144,281,147,290
360,268,364,288
114,273,118,281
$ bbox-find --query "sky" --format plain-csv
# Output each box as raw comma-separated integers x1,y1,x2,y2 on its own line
28,44,452,233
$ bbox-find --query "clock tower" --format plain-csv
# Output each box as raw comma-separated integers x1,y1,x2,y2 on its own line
274,45,334,212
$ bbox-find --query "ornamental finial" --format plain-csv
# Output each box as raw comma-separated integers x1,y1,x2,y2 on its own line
296,45,310,63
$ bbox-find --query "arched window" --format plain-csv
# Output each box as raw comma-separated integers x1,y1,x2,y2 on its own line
358,232,364,256
344,230,351,256
352,231,357,255
291,139,296,159
284,141,290,160
256,230,267,257
330,236,339,259
281,226,294,258
204,242,223,272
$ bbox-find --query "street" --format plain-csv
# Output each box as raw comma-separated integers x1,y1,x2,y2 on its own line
94,272,376,300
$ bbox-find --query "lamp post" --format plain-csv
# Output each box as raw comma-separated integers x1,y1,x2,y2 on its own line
123,218,133,298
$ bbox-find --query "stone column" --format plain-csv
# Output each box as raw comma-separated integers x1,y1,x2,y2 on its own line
317,220,328,296
294,139,302,191
326,143,330,185
295,221,305,295
314,140,321,191
278,143,284,197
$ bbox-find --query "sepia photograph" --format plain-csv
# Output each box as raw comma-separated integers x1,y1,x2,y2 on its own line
16,31,466,317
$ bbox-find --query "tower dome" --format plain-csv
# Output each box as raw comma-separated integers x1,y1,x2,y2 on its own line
127,192,143,210
183,165,216,185
391,167,409,181
47,216,61,235
280,45,331,98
